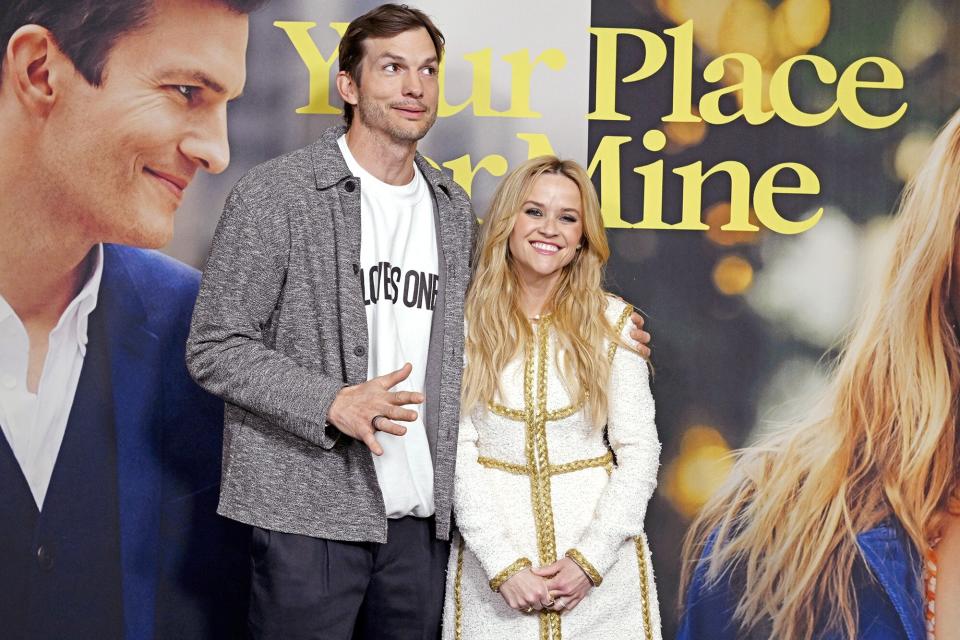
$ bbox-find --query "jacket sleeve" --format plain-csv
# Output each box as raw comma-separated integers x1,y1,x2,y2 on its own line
186,186,344,449
453,409,533,590
568,309,660,579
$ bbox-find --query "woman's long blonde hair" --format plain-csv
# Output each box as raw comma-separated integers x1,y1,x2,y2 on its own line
680,110,960,639
461,156,617,426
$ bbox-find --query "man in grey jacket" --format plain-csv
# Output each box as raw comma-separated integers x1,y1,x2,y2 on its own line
187,3,649,639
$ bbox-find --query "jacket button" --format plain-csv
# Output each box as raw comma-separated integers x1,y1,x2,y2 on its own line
354,345,366,357
37,544,54,570
352,263,360,275
344,180,356,193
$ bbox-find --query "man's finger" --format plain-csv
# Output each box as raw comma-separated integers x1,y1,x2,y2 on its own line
373,417,407,436
381,405,418,423
377,362,413,388
391,390,424,406
363,431,384,456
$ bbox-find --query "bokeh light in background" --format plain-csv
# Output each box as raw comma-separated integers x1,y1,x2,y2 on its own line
662,425,734,518
712,255,754,295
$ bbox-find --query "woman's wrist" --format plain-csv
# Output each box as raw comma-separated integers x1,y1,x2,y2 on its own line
564,548,603,587
489,557,533,592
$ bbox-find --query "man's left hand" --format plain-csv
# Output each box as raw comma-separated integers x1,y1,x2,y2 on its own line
629,312,651,359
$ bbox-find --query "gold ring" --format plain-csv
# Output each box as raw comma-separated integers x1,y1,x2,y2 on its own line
523,606,534,614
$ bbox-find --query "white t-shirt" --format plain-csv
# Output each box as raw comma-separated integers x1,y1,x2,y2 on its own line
338,135,438,519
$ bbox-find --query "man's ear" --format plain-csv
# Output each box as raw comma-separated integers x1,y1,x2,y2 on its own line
4,25,73,116
336,70,358,107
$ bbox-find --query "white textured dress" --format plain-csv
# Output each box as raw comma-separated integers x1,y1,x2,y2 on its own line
443,297,662,640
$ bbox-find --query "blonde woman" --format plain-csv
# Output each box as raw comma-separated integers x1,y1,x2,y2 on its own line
678,111,960,640
441,157,662,640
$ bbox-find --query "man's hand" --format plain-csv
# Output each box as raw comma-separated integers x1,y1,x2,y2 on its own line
499,568,553,612
327,363,423,455
531,558,592,613
629,312,651,359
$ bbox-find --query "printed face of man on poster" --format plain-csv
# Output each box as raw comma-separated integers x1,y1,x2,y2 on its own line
0,0,262,638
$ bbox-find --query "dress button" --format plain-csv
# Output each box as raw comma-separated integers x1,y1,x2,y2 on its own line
37,544,54,570
344,180,356,193
354,345,366,357
0,373,15,389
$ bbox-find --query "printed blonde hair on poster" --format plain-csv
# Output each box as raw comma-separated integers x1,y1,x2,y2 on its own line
680,109,960,639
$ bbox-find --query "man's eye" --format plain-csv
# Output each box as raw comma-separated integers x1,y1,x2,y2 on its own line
422,66,437,76
384,63,399,72
174,85,197,100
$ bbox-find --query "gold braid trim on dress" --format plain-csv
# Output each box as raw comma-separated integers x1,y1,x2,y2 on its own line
489,302,632,421
563,548,603,587
608,304,634,362
454,537,464,640
488,557,533,592
524,319,562,640
635,536,654,640
477,451,614,477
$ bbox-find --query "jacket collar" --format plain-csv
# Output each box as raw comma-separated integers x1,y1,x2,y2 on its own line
310,125,454,200
856,519,925,640
100,244,164,640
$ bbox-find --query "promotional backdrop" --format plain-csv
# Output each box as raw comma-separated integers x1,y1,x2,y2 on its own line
164,1,960,635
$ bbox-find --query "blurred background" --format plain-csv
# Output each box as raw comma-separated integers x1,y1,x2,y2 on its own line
164,1,960,636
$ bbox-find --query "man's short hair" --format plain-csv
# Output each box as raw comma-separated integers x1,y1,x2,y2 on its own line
0,0,268,87
339,3,445,127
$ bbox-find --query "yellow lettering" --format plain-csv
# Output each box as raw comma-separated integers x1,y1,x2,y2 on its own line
274,21,347,115
836,57,908,129
752,163,823,234
499,49,567,118
699,54,774,125
673,161,752,231
588,27,668,121
442,154,508,197
586,135,632,226
516,133,557,158
438,49,502,117
662,21,699,123
769,55,838,127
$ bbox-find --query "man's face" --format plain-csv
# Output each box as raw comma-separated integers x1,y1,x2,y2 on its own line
351,27,439,143
43,0,248,248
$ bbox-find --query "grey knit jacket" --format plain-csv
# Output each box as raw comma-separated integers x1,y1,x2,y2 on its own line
186,126,475,543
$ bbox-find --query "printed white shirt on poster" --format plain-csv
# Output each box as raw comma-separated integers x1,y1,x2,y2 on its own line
338,135,438,519
0,244,103,509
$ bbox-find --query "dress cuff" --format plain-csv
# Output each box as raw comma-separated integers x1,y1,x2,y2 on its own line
489,557,533,592
565,548,603,586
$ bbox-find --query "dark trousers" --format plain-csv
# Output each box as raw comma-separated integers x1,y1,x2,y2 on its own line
249,516,450,640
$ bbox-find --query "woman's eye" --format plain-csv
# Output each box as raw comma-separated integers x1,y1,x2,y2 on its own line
525,208,543,216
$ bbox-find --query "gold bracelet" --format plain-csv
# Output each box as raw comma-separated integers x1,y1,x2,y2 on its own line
489,557,533,592
564,548,603,586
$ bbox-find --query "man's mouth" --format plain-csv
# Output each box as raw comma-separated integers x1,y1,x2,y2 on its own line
393,104,428,118
144,168,189,199
531,241,560,255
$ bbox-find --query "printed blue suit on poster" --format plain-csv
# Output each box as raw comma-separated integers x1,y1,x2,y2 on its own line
678,520,925,640
0,244,248,640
